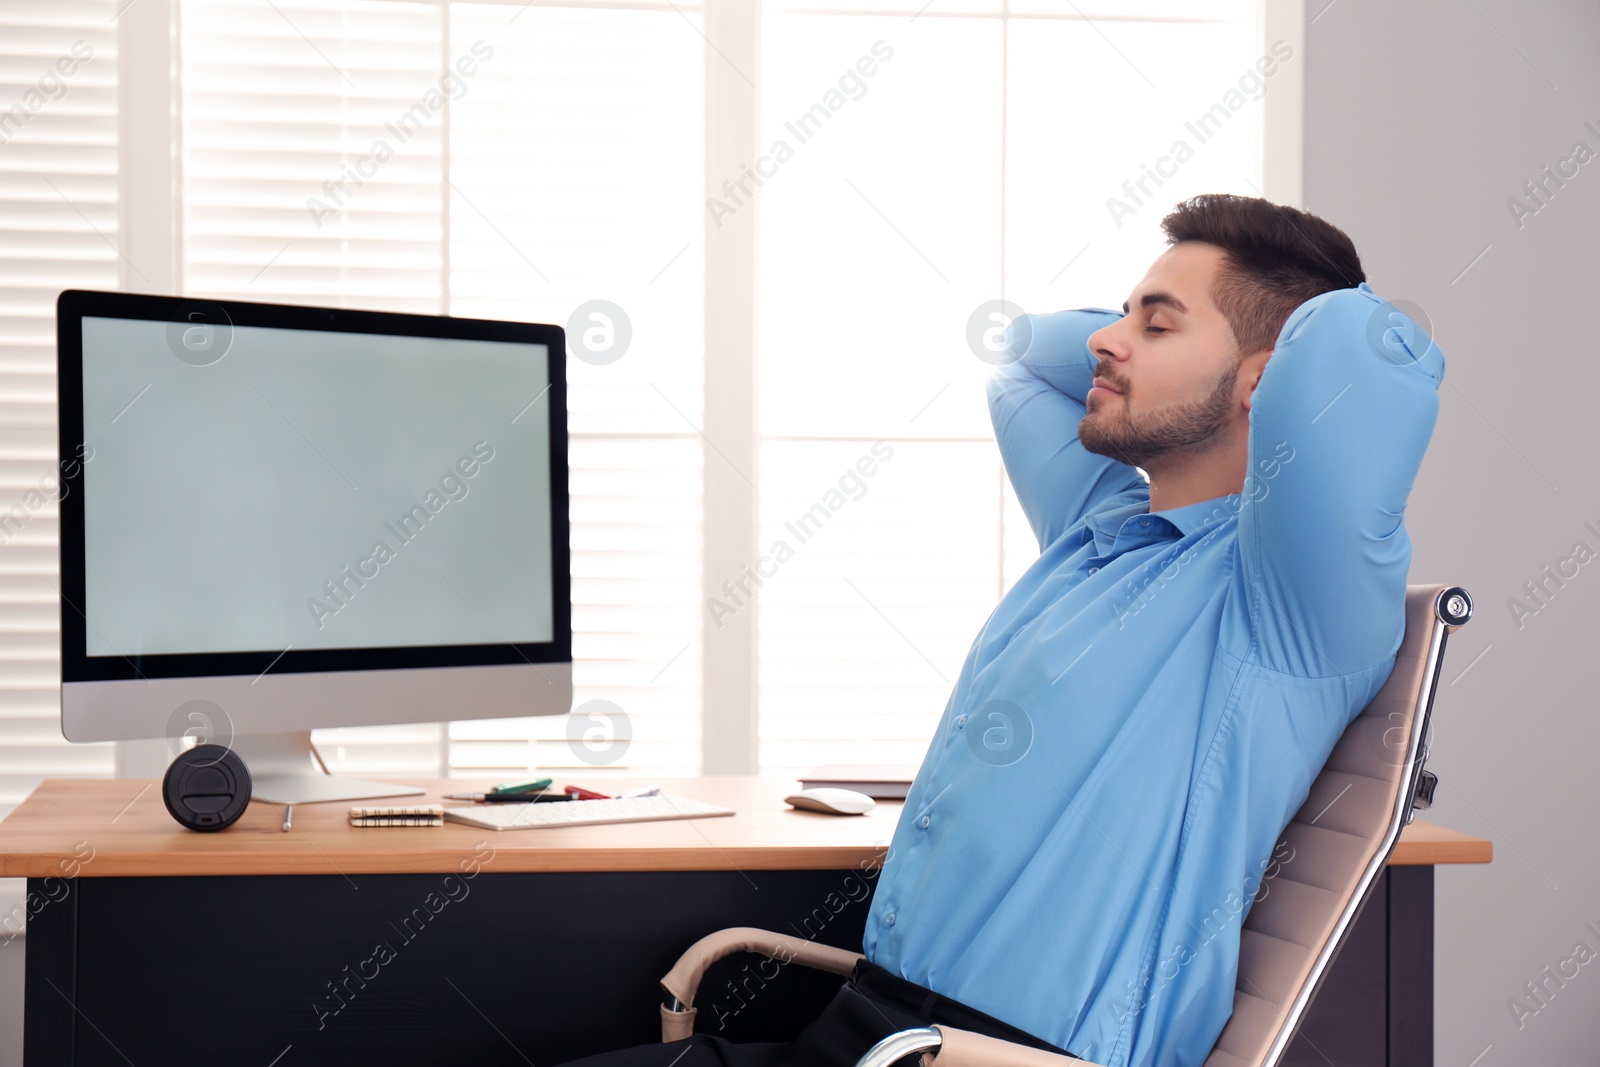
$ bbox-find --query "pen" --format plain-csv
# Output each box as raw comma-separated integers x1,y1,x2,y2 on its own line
281,805,293,832
617,783,661,799
564,785,611,800
491,776,554,795
442,792,571,803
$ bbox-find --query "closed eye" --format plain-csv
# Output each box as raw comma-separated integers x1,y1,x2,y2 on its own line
1145,326,1167,334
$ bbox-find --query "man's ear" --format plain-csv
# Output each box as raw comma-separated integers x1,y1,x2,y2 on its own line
1239,348,1274,412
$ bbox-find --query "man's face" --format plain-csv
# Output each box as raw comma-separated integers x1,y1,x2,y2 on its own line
1080,241,1254,471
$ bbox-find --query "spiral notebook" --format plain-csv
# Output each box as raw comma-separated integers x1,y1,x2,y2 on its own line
349,804,445,827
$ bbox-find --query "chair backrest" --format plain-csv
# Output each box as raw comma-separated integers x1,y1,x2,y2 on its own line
1202,584,1472,1067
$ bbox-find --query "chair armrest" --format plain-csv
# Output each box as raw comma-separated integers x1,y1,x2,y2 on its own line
854,1025,1110,1067
660,926,864,1041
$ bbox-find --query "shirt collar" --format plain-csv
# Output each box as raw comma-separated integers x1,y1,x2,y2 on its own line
1083,491,1240,556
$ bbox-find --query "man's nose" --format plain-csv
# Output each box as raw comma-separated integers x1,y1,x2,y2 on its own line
1088,325,1126,362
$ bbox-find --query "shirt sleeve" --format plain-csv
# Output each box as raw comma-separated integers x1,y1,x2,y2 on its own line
987,308,1149,551
1238,283,1445,677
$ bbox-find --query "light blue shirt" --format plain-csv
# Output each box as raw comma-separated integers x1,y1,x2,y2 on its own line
863,283,1444,1067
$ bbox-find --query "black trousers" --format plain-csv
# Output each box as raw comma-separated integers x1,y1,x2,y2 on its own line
553,959,1072,1067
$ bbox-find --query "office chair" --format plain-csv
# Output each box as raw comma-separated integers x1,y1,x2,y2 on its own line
656,583,1473,1067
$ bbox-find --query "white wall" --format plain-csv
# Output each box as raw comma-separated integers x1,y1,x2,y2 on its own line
1303,0,1600,1061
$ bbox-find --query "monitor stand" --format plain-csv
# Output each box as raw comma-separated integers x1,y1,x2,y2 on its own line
232,731,427,804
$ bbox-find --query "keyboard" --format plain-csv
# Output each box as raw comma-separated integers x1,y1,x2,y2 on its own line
441,793,735,832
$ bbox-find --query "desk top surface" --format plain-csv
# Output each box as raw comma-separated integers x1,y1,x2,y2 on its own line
0,776,1492,877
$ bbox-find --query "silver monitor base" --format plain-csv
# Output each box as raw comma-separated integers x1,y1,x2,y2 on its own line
232,731,426,805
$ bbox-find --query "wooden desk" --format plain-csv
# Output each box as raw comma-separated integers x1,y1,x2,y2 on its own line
2,777,1489,1066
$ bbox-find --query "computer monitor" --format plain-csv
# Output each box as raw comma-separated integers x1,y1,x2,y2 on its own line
55,290,573,803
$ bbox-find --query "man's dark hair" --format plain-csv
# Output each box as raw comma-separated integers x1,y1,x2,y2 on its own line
1159,193,1365,357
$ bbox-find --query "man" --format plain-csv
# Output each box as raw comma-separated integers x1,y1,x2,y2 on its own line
557,193,1445,1067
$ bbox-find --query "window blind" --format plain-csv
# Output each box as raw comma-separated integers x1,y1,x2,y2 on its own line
179,0,705,779
446,0,705,779
0,0,119,921
181,0,456,776
0,0,120,814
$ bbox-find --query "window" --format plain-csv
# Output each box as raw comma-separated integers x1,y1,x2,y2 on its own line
0,0,120,824
178,0,706,778
752,2,1268,774
0,0,1282,818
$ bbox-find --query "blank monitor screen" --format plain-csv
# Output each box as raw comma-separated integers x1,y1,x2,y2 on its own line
82,316,556,655
69,302,564,668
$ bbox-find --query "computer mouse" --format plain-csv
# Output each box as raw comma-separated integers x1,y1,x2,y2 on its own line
784,787,875,816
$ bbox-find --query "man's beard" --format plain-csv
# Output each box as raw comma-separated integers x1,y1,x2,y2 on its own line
1078,358,1241,470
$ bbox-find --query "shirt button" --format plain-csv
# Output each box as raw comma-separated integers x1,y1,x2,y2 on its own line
954,715,966,728
885,912,896,926
919,815,931,828
1088,566,1099,575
